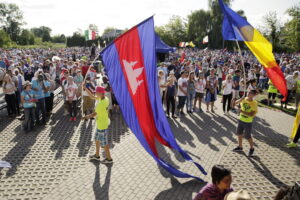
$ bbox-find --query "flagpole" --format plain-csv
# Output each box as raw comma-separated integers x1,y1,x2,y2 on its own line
80,54,100,117
235,39,247,97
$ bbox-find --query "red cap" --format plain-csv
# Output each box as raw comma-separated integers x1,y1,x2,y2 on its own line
95,86,105,94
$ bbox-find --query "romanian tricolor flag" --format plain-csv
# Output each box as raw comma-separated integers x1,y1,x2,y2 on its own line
218,0,287,100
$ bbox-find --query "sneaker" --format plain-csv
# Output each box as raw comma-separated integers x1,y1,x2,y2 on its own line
172,115,177,119
70,117,73,121
89,154,100,160
102,158,113,164
73,117,77,121
248,148,255,157
199,108,203,113
180,111,185,116
166,115,170,118
233,146,243,152
286,142,297,148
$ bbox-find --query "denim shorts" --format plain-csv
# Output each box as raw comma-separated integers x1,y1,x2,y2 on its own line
94,129,108,147
236,120,253,139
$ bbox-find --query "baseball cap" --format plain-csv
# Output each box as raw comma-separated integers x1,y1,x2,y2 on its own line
95,86,105,94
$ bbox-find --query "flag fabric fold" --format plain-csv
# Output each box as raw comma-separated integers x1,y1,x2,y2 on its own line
291,106,300,139
189,41,196,47
218,0,287,100
203,36,209,44
100,16,206,181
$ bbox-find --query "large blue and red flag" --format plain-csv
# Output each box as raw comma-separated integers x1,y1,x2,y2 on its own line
100,17,206,181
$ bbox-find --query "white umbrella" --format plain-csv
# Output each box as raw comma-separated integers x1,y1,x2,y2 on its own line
52,56,61,62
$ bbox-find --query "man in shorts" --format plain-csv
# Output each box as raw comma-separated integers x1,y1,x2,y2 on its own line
233,90,258,157
83,86,113,163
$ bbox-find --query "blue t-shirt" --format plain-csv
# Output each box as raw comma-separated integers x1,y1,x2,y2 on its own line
31,79,44,99
233,75,240,90
21,90,35,108
0,61,5,69
44,81,51,97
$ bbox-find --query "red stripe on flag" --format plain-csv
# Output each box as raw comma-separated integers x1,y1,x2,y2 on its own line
264,65,287,101
114,27,170,156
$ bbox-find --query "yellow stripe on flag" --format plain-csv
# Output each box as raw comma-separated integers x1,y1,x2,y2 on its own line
291,106,300,139
244,29,275,68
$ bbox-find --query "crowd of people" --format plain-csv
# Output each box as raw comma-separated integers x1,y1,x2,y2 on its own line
158,49,300,117
0,47,103,131
1,47,300,199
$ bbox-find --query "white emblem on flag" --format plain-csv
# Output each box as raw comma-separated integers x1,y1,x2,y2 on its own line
123,60,144,95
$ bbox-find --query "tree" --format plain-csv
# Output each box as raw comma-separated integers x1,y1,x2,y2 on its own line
18,29,35,45
155,15,187,47
52,34,66,43
207,0,233,49
102,27,117,36
0,3,24,42
187,9,211,47
66,32,85,47
0,29,12,47
30,26,52,41
263,11,282,50
282,4,300,52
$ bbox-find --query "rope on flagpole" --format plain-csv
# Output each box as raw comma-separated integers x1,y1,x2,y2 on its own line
80,54,100,117
235,39,247,97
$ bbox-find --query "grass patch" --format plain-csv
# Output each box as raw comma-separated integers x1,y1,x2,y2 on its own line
255,93,297,116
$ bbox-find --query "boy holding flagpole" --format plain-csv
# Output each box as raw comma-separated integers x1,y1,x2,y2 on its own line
232,90,258,156
83,86,113,163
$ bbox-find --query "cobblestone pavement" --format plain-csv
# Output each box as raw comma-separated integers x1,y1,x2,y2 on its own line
0,97,299,200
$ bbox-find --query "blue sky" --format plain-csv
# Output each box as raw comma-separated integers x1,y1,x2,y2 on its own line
5,0,299,36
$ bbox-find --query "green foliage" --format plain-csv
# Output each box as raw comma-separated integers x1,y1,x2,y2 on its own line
0,3,24,42
187,9,211,47
102,27,117,36
18,29,35,45
30,26,52,42
0,29,13,47
66,32,85,47
155,15,187,47
52,34,66,43
263,11,281,51
282,4,300,52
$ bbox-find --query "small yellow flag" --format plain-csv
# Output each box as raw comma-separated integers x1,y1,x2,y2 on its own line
188,41,195,48
291,106,300,139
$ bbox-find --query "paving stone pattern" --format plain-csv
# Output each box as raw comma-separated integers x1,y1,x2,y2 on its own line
0,99,299,200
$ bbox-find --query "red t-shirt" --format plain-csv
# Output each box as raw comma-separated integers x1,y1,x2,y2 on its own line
81,66,89,77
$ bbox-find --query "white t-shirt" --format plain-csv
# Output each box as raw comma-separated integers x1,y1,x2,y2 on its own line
195,79,206,93
177,77,187,96
286,75,296,90
259,69,267,79
247,84,256,93
65,83,78,100
222,80,233,95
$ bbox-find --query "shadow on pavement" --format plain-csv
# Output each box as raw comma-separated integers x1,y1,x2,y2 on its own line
0,128,39,177
248,155,288,188
49,106,79,159
0,110,17,133
77,120,93,157
154,177,205,200
92,161,112,200
253,117,300,166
